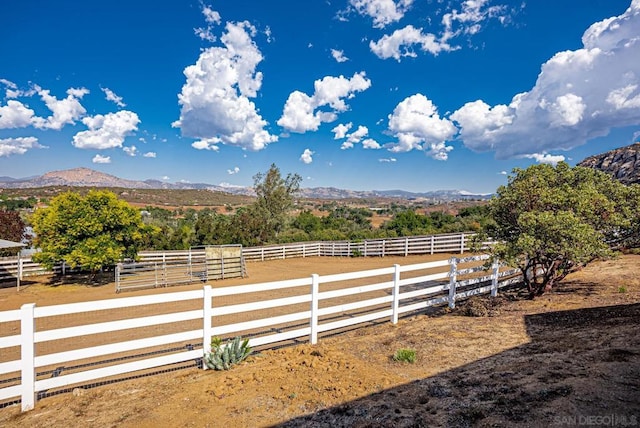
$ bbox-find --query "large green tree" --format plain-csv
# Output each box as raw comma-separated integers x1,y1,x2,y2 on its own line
31,190,147,273
488,162,639,297
251,164,302,243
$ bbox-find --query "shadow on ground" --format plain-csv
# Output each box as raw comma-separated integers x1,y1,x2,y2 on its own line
277,303,640,428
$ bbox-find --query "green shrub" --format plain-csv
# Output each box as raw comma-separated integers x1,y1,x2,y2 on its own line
393,348,417,363
618,286,627,293
204,336,253,370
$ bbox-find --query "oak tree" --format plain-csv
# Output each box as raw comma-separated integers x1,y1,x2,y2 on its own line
31,190,146,274
488,162,639,297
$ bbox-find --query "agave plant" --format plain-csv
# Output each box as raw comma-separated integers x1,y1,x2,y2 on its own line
204,336,253,370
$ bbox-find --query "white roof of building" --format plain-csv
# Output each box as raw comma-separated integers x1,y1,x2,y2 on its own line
0,239,26,249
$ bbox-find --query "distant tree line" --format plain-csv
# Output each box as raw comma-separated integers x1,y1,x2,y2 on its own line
0,195,37,211
137,204,489,251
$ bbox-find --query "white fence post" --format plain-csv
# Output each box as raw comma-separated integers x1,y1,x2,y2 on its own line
391,264,401,324
460,234,465,254
202,285,213,370
491,259,500,297
430,235,435,255
20,303,36,411
18,256,23,291
404,237,409,256
310,274,319,345
115,263,121,292
448,257,457,309
154,263,158,288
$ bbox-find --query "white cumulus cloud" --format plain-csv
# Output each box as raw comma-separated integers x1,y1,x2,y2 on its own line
0,100,35,129
92,154,111,164
194,4,221,42
0,136,43,157
523,153,566,165
32,86,88,130
278,72,371,133
340,125,369,149
332,122,352,139
451,1,640,158
101,87,126,108
331,49,349,63
143,151,156,158
227,166,240,174
350,0,413,28
386,94,456,159
362,138,381,149
175,20,278,151
441,0,511,43
369,25,452,61
300,148,314,164
369,0,517,61
72,110,140,149
192,138,220,151
0,78,22,98
123,145,138,156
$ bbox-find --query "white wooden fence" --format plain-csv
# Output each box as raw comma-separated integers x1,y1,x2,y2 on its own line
238,232,483,261
0,258,79,283
0,254,521,412
0,233,486,285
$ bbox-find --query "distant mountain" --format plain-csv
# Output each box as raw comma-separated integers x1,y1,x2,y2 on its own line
0,167,493,201
285,187,491,200
143,179,211,190
578,142,640,185
1,167,153,189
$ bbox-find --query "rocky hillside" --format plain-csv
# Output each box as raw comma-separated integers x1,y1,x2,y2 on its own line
578,142,640,185
2,167,152,189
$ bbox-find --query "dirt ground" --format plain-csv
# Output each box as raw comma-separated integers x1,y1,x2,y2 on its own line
1,254,639,427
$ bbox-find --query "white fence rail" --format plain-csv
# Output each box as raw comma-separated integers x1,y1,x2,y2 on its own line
240,233,483,261
0,254,520,411
0,233,486,285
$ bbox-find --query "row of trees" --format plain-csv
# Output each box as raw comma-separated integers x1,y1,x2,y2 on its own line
4,162,639,297
139,203,487,251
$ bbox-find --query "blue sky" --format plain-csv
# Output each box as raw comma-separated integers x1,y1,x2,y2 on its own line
1,0,638,193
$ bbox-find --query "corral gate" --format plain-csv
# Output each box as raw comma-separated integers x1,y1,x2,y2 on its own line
196,244,247,281
115,245,246,292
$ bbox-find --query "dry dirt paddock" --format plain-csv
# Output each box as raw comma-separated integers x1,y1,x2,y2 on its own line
1,254,639,427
